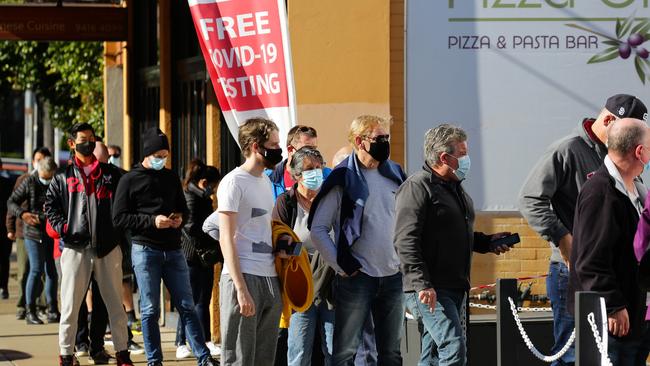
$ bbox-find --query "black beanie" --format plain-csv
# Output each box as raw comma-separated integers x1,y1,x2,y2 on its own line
143,128,170,157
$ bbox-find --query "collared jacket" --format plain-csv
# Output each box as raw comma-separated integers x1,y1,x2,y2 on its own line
7,173,49,241
568,165,646,339
394,165,493,292
44,159,123,258
519,118,607,263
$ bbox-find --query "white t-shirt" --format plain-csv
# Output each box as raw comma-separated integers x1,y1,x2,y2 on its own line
217,167,277,277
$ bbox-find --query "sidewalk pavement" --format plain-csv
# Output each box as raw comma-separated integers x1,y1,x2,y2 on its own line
0,247,208,365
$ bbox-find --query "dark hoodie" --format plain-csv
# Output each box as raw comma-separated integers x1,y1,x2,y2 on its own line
112,163,187,250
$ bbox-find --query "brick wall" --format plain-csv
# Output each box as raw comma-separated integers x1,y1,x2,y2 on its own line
472,213,551,297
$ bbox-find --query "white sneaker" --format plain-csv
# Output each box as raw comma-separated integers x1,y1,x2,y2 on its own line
206,341,221,356
176,345,192,359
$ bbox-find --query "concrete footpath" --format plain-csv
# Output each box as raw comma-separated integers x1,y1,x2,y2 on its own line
0,249,207,365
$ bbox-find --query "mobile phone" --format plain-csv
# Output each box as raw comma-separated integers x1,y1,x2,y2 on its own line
489,233,520,250
276,239,303,256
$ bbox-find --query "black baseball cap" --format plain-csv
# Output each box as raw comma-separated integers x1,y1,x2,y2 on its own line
605,94,648,121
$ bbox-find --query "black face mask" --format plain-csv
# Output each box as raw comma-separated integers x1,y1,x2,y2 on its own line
202,186,214,198
75,141,96,157
261,147,283,168
367,141,390,162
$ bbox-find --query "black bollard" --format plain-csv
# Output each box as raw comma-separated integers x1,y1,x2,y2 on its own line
575,291,605,366
496,278,518,366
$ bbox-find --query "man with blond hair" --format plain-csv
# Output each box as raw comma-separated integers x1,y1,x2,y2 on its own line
310,115,407,366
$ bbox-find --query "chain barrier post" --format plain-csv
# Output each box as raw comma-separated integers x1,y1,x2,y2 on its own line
575,291,603,366
497,278,518,366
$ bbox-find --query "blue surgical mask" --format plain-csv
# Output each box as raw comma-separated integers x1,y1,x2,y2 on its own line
39,177,52,185
301,168,324,191
449,154,471,181
149,157,167,171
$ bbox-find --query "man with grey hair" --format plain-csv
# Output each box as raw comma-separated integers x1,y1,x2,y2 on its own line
569,118,649,364
394,123,511,365
8,155,59,325
519,94,647,366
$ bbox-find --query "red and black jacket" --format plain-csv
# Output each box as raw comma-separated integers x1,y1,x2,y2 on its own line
44,157,123,258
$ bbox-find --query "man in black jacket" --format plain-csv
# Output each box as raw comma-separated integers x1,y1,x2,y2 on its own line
112,127,217,366
394,124,510,365
44,123,133,366
569,118,649,364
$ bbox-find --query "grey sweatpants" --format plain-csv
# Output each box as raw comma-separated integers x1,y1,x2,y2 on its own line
58,246,128,355
220,273,283,366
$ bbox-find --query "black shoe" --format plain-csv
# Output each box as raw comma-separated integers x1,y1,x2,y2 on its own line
127,340,144,355
47,310,60,323
16,308,25,320
1,288,8,299
25,310,43,325
147,363,163,366
199,357,220,366
89,349,115,365
59,355,81,366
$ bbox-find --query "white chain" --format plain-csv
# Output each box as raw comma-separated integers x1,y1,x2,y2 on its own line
508,297,575,363
469,302,497,310
587,312,614,366
517,306,552,312
469,302,551,312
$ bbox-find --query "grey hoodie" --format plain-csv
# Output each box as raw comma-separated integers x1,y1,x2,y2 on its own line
518,119,607,263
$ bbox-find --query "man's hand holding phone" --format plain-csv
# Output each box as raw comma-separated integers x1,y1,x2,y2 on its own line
168,213,183,228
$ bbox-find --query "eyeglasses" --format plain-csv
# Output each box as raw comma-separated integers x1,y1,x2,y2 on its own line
364,134,390,143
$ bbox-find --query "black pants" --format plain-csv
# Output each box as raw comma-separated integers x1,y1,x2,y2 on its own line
0,237,11,291
76,277,133,356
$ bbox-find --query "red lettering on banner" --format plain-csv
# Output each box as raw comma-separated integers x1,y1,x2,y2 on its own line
189,1,289,112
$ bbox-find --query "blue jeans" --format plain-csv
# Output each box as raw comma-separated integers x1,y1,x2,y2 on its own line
608,336,641,366
405,289,466,366
547,261,575,365
131,244,210,364
176,263,214,346
287,302,335,366
332,272,404,366
24,237,58,309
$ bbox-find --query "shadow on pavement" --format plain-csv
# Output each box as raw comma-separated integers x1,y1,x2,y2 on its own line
0,349,32,360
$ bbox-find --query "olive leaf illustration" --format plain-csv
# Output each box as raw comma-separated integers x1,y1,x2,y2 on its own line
566,14,650,85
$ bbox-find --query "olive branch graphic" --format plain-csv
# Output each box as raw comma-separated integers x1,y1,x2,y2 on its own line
566,14,650,85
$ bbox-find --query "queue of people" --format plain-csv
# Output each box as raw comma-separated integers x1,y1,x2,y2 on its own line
1,95,650,366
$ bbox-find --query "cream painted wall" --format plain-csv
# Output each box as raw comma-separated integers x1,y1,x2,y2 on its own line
289,1,391,161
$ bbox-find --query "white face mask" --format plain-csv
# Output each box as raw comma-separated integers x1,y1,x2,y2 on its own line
108,156,121,167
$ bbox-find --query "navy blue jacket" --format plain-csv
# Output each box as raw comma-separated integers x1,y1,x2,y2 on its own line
308,152,406,275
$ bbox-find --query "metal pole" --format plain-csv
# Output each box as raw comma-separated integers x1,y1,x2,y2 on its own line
575,291,604,366
497,278,518,366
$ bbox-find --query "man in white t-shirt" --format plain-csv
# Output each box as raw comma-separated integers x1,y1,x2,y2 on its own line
217,117,288,366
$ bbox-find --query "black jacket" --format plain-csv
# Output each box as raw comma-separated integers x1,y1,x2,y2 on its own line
44,160,123,257
7,173,48,241
394,165,493,292
568,165,646,339
0,175,13,238
273,186,335,307
112,164,187,250
181,183,221,264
